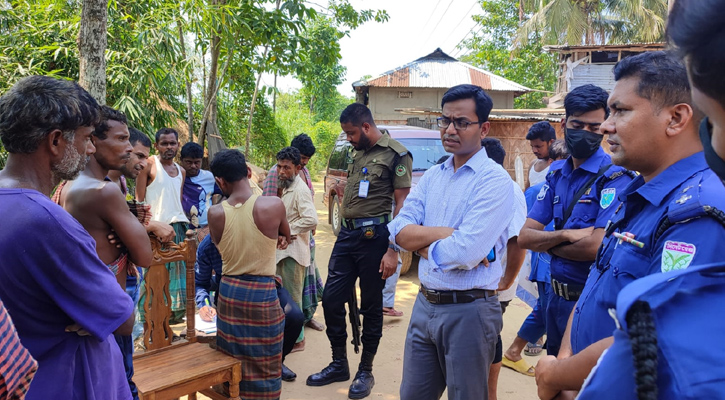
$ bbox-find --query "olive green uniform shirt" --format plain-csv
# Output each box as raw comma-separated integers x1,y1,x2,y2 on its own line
342,133,413,219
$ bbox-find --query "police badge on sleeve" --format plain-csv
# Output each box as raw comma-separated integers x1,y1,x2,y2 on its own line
661,241,696,272
537,184,549,201
600,188,616,209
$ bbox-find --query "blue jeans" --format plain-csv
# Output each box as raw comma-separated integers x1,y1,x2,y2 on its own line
517,281,550,344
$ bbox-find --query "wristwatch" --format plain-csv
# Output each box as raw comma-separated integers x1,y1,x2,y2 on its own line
388,243,400,253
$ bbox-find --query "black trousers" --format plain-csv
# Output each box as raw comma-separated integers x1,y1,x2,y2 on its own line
278,285,304,360
322,224,389,354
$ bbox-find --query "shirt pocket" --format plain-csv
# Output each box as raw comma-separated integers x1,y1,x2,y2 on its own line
369,164,390,187
568,193,600,228
594,245,650,310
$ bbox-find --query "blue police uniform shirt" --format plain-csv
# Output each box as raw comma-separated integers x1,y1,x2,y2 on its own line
527,147,633,285
577,261,725,400
525,182,552,283
571,152,725,354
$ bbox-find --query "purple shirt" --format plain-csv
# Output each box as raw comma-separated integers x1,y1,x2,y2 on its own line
0,188,133,400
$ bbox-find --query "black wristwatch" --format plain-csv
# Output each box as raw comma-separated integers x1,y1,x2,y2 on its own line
388,243,400,253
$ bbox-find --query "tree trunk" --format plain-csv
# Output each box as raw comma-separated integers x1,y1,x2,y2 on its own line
245,0,281,158
245,45,269,158
197,34,220,147
178,11,194,142
273,72,277,114
519,0,525,22
78,0,108,104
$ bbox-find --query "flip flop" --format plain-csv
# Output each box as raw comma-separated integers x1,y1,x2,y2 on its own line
524,342,544,356
501,356,535,377
382,307,404,317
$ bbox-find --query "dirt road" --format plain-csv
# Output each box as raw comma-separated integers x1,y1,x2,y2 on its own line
195,182,540,399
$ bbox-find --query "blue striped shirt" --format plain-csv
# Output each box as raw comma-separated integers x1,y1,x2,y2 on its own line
388,148,514,290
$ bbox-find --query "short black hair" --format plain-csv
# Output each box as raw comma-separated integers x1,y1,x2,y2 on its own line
613,51,692,111
276,146,301,166
180,142,204,159
0,76,100,154
155,127,179,142
564,84,610,119
94,105,127,140
291,133,316,157
481,138,506,166
668,0,725,108
210,149,248,183
526,121,556,142
129,127,152,148
441,84,494,123
340,103,375,127
549,139,569,160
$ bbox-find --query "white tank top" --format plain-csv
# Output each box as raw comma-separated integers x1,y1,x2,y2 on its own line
529,164,550,187
146,156,189,224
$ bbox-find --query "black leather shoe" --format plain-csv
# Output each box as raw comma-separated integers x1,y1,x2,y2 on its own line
348,350,375,399
306,346,350,386
282,364,297,382
348,370,375,399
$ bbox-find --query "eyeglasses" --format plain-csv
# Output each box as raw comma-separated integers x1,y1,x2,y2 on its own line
436,117,481,131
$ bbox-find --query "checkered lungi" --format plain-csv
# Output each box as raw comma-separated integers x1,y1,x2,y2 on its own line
217,275,285,400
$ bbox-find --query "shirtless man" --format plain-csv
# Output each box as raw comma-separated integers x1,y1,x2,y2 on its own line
58,106,152,288
107,127,175,243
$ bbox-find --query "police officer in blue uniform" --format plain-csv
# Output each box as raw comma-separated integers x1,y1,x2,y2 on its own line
519,84,634,357
572,3,725,399
534,51,725,400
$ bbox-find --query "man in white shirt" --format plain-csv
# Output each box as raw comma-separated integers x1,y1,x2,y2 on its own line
275,147,318,352
526,121,556,188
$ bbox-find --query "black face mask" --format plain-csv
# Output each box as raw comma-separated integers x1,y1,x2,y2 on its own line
565,128,602,159
700,118,725,184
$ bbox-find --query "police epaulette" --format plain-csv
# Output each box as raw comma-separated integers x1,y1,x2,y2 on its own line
387,138,410,157
654,172,725,240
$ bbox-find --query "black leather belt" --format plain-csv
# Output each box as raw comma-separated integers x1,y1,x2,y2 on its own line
342,214,390,230
551,278,585,301
420,285,497,304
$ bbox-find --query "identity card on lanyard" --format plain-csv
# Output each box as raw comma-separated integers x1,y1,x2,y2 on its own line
359,167,369,198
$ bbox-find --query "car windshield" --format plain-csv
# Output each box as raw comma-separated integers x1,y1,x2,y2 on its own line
397,138,449,171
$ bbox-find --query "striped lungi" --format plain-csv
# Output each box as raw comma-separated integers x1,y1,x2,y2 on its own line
138,221,188,324
217,275,285,400
301,240,324,323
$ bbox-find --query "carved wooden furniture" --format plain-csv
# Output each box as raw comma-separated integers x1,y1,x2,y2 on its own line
133,231,241,400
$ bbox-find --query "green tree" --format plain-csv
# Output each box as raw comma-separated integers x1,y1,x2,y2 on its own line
461,0,557,108
517,0,668,46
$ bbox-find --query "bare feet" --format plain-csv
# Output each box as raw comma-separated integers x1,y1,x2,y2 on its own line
305,318,325,331
291,339,305,353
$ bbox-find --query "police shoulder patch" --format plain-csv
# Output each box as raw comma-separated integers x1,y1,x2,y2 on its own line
395,164,407,176
600,188,616,209
537,184,549,201
661,241,696,272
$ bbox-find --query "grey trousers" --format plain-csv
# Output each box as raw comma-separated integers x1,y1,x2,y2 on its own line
400,292,503,400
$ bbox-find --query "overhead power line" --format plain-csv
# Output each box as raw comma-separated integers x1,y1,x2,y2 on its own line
418,0,456,53
439,0,480,48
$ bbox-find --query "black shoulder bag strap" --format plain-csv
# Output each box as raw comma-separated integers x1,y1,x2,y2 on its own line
560,164,612,228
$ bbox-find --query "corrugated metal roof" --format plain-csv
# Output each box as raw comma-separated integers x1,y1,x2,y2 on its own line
353,48,531,93
544,42,665,53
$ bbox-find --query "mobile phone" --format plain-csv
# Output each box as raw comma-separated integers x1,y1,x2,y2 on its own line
486,248,496,262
